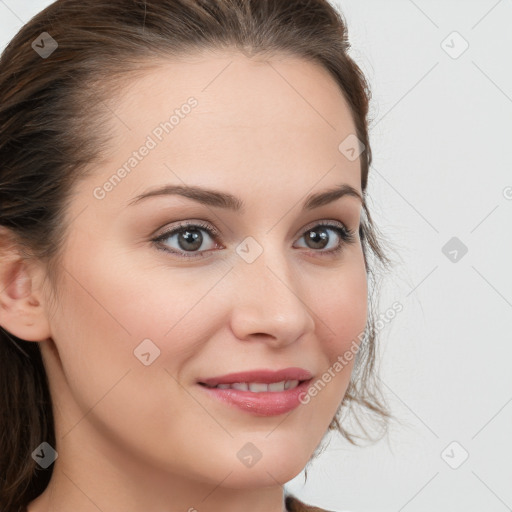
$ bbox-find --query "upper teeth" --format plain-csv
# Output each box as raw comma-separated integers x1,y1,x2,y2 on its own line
212,380,300,392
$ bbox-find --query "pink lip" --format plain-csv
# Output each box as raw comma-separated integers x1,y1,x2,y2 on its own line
198,367,313,387
197,367,313,416
198,380,312,416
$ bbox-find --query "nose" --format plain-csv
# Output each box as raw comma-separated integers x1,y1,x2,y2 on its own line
228,247,315,349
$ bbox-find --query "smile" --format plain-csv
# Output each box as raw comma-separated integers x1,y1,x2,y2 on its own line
200,380,301,392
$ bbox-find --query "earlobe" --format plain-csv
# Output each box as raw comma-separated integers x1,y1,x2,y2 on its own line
0,250,51,343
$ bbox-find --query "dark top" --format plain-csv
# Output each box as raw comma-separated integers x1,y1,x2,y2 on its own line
286,493,337,512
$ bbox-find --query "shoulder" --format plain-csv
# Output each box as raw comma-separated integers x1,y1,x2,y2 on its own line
285,493,340,512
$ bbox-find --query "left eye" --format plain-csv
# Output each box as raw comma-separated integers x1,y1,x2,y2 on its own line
152,221,357,259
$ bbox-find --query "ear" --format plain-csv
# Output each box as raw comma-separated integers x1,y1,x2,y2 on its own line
0,228,52,342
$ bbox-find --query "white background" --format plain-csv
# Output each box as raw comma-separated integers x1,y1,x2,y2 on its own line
1,1,511,511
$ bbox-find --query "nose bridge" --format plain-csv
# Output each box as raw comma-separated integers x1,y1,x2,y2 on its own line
229,239,315,346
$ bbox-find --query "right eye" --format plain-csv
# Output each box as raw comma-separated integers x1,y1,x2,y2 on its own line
152,221,222,259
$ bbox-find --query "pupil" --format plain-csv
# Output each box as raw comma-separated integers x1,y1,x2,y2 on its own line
179,229,202,251
307,228,328,249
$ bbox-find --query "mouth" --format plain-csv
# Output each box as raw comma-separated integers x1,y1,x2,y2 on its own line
197,367,313,389
196,375,314,416
198,379,306,392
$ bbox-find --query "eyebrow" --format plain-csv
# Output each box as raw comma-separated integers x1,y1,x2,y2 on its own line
127,183,363,212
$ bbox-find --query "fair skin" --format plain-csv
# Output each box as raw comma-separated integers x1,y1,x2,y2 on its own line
0,51,367,512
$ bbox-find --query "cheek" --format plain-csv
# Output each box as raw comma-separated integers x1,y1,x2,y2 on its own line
311,256,368,361
45,233,369,482
48,244,213,461
50,240,229,407
53,225,367,373
279,252,368,417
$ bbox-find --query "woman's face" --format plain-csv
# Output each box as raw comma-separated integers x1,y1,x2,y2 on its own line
41,51,367,497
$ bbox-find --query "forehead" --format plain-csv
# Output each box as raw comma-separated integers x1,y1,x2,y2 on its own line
88,51,362,208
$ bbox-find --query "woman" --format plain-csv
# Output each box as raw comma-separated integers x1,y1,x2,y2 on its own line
0,1,393,511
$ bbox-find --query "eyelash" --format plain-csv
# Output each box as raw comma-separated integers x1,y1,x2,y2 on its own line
151,220,358,259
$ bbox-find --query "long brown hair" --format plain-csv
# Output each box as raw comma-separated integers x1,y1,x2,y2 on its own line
0,1,394,510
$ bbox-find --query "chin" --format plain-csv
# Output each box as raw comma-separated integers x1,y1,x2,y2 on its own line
215,454,309,490
220,471,302,490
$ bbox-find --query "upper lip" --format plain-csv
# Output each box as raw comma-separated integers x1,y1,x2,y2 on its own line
198,367,313,387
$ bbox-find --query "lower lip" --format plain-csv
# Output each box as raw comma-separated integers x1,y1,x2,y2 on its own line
197,380,312,416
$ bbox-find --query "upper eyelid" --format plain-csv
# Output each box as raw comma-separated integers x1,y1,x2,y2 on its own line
152,219,358,259
298,218,349,232
155,218,351,240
